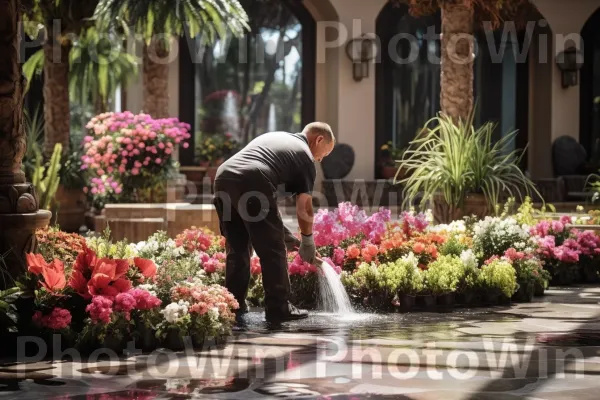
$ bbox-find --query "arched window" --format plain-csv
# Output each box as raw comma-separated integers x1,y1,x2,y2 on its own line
178,0,315,166
581,8,600,157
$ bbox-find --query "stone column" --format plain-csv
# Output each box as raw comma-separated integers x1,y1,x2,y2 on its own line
0,0,51,288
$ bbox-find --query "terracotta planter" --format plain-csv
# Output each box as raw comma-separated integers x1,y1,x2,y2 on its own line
433,193,489,224
54,185,86,232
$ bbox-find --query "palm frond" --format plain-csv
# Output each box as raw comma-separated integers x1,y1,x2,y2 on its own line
94,0,250,45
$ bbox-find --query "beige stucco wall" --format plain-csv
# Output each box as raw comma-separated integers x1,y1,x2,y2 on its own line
527,0,600,178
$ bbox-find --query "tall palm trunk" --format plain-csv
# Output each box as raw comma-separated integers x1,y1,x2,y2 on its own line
0,0,26,184
42,37,71,157
440,2,474,122
0,0,52,289
143,38,170,118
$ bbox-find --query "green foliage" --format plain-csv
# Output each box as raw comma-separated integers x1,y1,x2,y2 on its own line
22,107,45,180
32,143,62,210
0,287,22,334
439,236,469,257
478,259,518,298
397,112,542,213
499,196,556,226
195,133,240,165
22,26,139,113
423,255,464,295
86,228,136,259
94,0,250,45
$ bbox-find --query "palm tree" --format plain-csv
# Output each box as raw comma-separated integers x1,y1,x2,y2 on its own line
23,25,139,116
94,0,250,118
0,0,27,184
22,0,100,157
393,0,537,122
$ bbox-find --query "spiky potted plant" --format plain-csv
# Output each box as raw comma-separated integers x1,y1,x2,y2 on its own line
396,112,541,224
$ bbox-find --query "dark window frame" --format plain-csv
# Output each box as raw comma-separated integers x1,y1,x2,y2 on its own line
178,0,316,166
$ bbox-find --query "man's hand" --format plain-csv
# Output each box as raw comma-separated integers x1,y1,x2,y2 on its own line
298,233,317,264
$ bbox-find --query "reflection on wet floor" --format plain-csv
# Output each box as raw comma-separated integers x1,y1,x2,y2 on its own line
4,288,600,399
234,309,523,342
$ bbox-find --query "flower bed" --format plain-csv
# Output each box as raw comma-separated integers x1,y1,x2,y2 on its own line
3,199,600,354
82,111,191,210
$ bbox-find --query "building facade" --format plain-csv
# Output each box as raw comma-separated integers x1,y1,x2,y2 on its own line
122,0,600,182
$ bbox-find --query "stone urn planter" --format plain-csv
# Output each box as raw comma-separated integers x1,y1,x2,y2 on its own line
432,193,489,224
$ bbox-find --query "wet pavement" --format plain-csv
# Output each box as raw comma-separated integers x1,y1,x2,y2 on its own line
3,286,600,399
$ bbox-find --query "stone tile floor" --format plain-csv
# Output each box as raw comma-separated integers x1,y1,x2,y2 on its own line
3,286,600,399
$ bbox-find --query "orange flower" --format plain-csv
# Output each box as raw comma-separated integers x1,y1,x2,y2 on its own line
413,242,426,253
346,245,360,259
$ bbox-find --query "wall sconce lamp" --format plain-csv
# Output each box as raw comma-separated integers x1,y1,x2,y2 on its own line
556,46,584,88
345,34,378,82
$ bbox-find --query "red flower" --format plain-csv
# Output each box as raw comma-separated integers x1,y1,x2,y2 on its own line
74,246,98,274
69,270,91,299
86,258,131,298
26,253,66,293
134,257,157,278
26,253,47,275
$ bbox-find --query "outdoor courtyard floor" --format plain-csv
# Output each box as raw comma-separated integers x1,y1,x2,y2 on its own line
3,286,600,399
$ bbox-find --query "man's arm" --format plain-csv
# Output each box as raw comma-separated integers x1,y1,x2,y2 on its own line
296,193,314,236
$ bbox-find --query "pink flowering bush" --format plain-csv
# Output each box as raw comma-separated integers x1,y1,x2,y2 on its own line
313,202,392,247
530,216,600,284
82,111,191,209
32,307,72,331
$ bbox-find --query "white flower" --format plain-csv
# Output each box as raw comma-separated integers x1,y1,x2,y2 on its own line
460,249,478,269
208,307,219,319
138,283,157,297
401,252,419,268
162,301,189,323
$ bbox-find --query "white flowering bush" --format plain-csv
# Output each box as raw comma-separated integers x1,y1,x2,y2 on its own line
471,217,533,262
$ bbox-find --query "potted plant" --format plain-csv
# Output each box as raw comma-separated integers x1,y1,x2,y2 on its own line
392,254,424,312
195,133,240,182
478,258,518,305
379,141,406,180
397,112,541,224
455,249,480,305
424,255,462,308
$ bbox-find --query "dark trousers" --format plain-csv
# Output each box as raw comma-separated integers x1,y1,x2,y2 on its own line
213,178,291,313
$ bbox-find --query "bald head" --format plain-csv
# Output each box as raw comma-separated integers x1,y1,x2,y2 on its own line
302,122,335,162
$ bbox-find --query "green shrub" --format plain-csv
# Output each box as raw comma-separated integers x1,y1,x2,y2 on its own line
478,259,518,298
423,255,464,295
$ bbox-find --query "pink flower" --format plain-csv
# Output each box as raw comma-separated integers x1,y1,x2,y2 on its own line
86,296,114,324
155,158,162,164
131,168,140,175
32,307,72,330
115,292,137,320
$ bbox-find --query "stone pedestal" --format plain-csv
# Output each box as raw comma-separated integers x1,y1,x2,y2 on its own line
0,183,52,288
